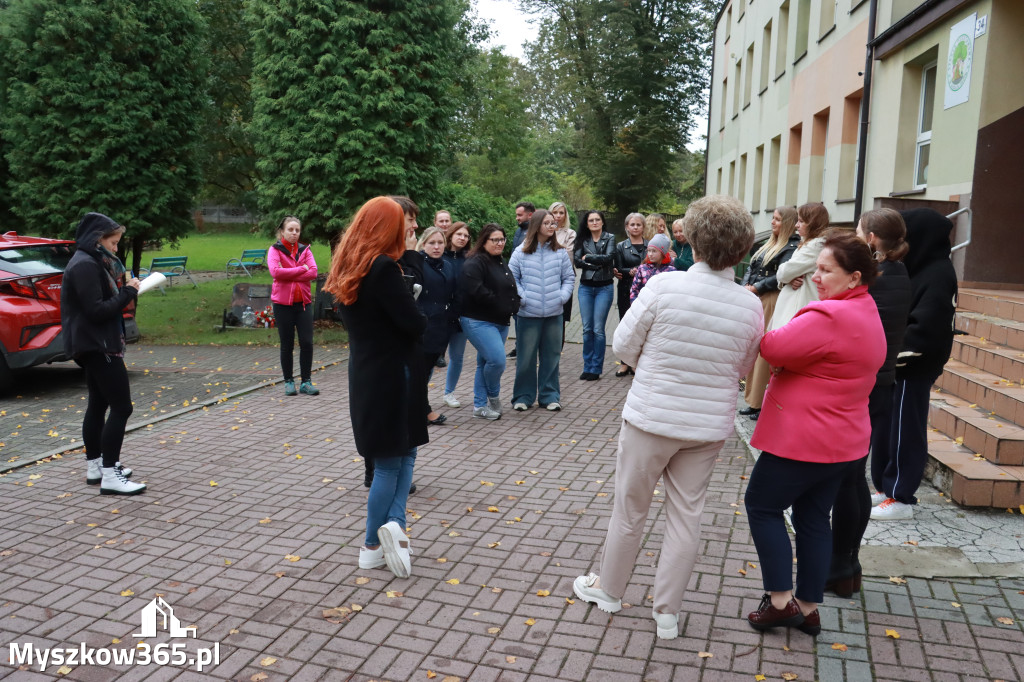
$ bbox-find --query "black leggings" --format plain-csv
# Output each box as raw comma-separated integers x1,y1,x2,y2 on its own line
274,302,314,382
78,353,133,467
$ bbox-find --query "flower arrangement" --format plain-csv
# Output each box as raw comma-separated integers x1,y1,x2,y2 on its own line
254,306,275,328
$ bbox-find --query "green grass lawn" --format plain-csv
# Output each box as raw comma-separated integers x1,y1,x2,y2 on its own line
134,273,348,346
136,228,333,274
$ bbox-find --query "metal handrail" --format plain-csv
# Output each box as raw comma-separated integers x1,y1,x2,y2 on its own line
948,207,971,253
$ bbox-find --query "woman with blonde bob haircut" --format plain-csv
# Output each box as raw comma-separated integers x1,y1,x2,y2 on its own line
573,195,764,641
325,197,428,579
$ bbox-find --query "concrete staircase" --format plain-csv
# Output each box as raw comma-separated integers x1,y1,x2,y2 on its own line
925,288,1024,508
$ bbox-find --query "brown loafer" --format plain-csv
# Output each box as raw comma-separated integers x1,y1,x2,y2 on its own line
797,609,821,636
747,594,805,631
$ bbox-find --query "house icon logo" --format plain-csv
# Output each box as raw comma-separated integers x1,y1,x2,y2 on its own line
132,596,198,638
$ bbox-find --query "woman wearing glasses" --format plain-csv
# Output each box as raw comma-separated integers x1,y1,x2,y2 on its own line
460,224,521,420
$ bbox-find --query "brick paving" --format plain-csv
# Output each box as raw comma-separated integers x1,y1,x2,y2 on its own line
1,339,1023,681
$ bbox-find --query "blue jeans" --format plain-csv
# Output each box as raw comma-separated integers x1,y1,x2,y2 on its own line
460,316,509,407
365,447,417,546
578,283,614,375
445,329,467,394
512,315,563,406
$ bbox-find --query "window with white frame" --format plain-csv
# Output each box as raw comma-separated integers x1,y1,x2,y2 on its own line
914,61,936,189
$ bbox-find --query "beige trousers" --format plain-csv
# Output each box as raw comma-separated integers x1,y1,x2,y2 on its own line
598,420,725,615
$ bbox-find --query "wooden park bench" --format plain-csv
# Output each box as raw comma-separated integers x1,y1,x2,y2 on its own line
226,248,267,277
138,256,198,294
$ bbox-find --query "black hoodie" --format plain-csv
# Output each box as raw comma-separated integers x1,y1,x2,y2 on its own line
60,212,138,358
896,208,958,381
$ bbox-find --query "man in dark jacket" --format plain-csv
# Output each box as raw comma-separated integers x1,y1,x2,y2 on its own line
871,208,957,520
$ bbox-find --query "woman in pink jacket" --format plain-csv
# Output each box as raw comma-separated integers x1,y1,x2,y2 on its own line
268,216,319,396
745,231,885,636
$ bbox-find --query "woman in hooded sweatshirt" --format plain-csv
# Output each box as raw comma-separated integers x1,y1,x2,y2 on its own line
60,213,144,495
826,208,911,596
268,216,319,396
870,208,957,521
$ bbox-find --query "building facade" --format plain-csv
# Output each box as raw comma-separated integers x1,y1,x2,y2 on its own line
706,0,1024,285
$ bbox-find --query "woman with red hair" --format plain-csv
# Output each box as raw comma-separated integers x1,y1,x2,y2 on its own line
324,196,427,579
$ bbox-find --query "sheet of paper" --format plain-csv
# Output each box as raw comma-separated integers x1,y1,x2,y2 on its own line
137,272,167,295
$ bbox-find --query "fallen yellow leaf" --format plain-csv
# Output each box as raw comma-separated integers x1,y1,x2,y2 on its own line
885,629,900,639
426,672,437,680
566,598,575,604
524,618,536,625
536,589,550,597
755,675,766,681
951,602,961,608
209,481,218,487
351,604,362,611
782,674,798,681
259,517,271,524
487,506,500,513
284,554,301,562
889,576,907,585
487,542,500,548
486,627,501,634
259,656,276,666
436,557,448,563
506,655,517,663
446,578,460,585
355,577,370,585
57,666,72,675
831,642,848,651
996,617,1014,625
386,591,403,598
480,480,494,486
698,651,712,658
120,588,134,597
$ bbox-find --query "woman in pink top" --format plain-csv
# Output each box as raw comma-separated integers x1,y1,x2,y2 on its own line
268,215,319,396
744,231,886,637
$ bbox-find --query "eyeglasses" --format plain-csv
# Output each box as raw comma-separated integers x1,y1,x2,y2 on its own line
488,237,507,244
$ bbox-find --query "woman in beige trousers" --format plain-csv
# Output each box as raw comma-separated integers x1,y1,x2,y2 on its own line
572,195,764,640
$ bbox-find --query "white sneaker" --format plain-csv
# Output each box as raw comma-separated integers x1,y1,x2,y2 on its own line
378,521,411,578
358,545,386,569
870,491,888,507
100,467,146,496
513,402,528,411
473,405,501,420
573,573,621,613
653,610,678,640
546,402,561,411
871,498,913,520
487,395,503,416
87,460,132,485
443,393,461,408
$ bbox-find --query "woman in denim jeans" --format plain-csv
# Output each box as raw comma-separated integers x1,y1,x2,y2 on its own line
441,222,472,408
509,210,574,411
325,196,427,579
459,224,521,420
574,211,616,380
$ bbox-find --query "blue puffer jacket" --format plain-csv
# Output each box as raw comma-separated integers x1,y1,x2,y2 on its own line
509,244,574,318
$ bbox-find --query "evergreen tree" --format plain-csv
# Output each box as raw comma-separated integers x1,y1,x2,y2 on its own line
248,0,476,242
0,0,207,273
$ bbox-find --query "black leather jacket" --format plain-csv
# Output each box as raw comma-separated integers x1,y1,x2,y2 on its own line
741,234,800,295
574,232,616,285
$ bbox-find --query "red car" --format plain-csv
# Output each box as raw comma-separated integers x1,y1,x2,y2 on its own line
0,231,138,390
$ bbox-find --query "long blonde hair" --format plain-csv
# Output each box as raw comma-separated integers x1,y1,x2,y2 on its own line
753,206,798,264
643,213,665,240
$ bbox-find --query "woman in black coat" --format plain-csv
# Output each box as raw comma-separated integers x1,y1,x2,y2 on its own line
613,212,647,377
401,226,457,424
574,211,617,380
827,209,911,595
325,196,427,579
60,212,145,496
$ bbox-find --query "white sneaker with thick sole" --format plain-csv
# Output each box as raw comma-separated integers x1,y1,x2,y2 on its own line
546,402,561,411
87,460,133,485
653,610,678,639
573,573,621,613
473,406,501,420
871,498,913,520
870,491,888,507
513,402,528,411
378,521,411,578
358,545,386,569
443,393,461,408
100,467,146,495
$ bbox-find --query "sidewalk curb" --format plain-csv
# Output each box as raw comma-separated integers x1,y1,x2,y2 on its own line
0,354,347,476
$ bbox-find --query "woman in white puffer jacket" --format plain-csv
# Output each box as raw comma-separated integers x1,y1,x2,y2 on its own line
572,195,764,641
508,209,574,411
